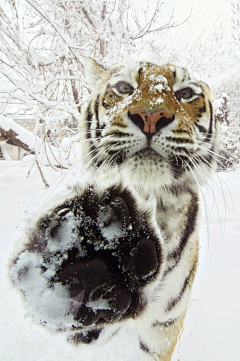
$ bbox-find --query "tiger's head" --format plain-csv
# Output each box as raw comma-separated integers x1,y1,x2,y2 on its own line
81,59,219,190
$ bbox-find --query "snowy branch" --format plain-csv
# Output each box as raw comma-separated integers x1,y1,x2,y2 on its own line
0,115,36,153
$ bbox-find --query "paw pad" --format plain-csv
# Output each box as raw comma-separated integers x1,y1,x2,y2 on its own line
11,186,161,331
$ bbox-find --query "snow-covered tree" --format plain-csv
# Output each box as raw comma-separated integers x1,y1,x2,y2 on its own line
215,94,230,126
214,87,240,170
0,0,179,162
231,0,240,59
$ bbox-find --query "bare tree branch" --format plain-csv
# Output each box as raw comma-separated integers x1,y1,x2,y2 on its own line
0,125,35,153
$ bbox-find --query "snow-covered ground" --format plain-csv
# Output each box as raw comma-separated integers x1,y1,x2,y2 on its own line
1,160,240,361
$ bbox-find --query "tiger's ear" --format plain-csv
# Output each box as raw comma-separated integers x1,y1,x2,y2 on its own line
85,58,108,85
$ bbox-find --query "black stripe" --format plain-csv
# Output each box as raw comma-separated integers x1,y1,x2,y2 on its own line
166,136,193,144
198,103,206,114
138,67,143,79
110,122,127,128
94,95,101,139
153,318,176,328
205,101,213,143
195,124,207,134
86,102,93,140
104,131,128,138
108,151,125,165
189,82,199,87
95,150,125,167
104,327,121,342
166,263,196,312
102,99,110,109
70,329,102,344
169,156,188,178
86,102,97,158
172,129,189,134
198,92,205,99
170,152,213,182
139,340,151,354
167,192,198,264
199,153,213,167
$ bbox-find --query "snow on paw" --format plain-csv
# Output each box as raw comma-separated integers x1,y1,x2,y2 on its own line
10,185,162,333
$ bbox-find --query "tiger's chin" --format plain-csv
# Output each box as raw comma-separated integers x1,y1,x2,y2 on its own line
122,150,176,190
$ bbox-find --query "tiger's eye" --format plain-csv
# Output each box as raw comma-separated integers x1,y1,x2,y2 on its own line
180,87,193,99
116,81,133,94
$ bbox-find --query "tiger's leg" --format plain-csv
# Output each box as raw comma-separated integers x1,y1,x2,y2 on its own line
137,253,198,361
153,316,185,361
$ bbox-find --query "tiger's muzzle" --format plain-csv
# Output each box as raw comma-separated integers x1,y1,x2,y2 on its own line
128,109,174,139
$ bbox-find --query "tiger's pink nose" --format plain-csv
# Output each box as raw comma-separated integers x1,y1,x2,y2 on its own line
128,108,173,137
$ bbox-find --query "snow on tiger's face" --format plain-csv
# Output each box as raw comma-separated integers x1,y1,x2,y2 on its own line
83,60,218,188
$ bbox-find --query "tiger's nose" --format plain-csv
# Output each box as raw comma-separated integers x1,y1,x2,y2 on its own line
128,108,173,137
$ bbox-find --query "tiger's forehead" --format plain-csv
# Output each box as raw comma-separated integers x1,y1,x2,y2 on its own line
108,62,194,90
100,61,211,130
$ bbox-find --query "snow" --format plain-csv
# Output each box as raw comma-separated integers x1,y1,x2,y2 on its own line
45,210,83,253
87,298,111,312
1,160,240,360
97,203,126,246
10,250,77,330
0,144,12,161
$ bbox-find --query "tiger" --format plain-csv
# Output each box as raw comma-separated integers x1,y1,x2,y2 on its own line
9,59,219,361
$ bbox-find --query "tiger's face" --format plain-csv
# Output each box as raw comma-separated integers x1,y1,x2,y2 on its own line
83,60,218,189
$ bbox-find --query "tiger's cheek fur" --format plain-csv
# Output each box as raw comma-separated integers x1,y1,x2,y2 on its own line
102,85,123,109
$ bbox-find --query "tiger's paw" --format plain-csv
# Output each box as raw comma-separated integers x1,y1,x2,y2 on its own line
10,186,161,334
